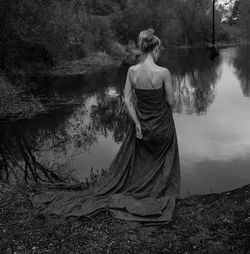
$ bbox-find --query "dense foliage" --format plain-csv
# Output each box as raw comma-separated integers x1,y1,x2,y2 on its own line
112,0,222,46
0,0,118,71
238,0,250,40
0,0,250,72
0,0,249,78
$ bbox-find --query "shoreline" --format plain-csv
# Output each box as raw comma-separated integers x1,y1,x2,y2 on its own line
0,180,249,253
33,41,250,78
1,41,249,121
167,41,250,50
0,72,45,121
33,53,121,77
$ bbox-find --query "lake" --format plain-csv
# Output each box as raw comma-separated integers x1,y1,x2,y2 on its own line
0,45,250,197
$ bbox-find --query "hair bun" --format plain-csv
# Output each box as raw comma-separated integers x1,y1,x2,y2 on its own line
146,28,155,36
138,28,161,54
144,29,154,41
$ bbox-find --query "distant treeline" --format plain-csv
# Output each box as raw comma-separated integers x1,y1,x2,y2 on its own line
0,0,250,71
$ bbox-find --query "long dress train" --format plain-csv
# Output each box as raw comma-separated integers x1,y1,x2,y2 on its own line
30,86,181,223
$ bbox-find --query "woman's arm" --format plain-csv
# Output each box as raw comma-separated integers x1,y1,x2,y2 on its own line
163,68,174,106
123,67,142,138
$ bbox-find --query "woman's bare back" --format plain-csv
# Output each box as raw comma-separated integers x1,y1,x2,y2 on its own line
130,63,165,90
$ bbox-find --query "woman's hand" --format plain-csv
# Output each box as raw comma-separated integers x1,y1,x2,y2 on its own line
135,123,143,139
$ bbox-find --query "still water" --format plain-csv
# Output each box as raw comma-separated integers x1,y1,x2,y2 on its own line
1,46,250,197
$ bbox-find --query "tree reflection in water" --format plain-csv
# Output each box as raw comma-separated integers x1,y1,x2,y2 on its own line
0,104,102,184
160,48,222,114
0,122,65,184
90,92,131,143
233,46,250,97
0,49,225,185
0,89,130,185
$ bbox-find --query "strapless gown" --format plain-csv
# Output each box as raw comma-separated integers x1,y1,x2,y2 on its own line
30,86,181,224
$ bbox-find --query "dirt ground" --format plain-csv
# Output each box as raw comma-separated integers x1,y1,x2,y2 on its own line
0,181,249,254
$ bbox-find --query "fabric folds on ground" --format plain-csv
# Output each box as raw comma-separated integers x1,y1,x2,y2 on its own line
30,86,181,223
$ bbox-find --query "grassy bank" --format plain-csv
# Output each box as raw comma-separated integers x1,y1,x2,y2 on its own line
35,52,121,77
0,72,45,121
40,38,249,76
0,182,249,253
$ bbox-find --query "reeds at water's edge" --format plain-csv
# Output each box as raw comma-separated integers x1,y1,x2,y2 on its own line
0,71,44,120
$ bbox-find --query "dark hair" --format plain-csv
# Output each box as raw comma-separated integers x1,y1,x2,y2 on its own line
138,28,161,54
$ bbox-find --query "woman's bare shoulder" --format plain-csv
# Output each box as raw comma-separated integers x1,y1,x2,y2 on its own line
128,64,142,78
129,63,140,71
129,64,170,76
126,65,136,77
154,66,170,78
127,64,137,74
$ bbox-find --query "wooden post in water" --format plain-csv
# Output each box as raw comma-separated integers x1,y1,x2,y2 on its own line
209,0,219,60
212,0,215,45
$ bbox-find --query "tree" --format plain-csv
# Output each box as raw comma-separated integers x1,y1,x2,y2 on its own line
232,0,240,21
239,0,250,40
111,0,174,44
175,0,217,45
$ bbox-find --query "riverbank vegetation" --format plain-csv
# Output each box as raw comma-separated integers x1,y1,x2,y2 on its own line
0,2,250,251
1,0,249,73
0,0,250,118
0,181,249,253
0,71,44,120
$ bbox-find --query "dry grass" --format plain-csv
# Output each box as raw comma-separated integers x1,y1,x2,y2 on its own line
0,73,44,120
37,52,120,77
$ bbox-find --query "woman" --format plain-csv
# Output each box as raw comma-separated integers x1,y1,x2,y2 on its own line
30,29,180,224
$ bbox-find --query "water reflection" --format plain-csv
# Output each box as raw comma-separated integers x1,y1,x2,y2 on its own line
233,46,250,97
90,93,130,143
1,46,250,197
0,122,66,184
159,48,222,114
0,82,130,184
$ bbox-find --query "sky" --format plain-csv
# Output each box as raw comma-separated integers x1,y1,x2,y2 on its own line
216,0,237,21
216,0,236,9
